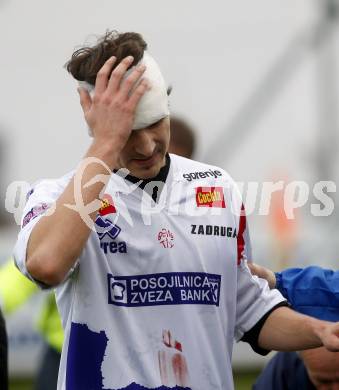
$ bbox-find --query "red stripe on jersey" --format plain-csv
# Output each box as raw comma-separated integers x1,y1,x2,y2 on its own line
237,204,246,265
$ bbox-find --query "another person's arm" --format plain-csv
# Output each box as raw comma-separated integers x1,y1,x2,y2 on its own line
248,263,339,321
236,261,339,353
234,204,339,352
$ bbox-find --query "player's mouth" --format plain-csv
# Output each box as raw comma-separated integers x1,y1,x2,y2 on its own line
131,152,160,168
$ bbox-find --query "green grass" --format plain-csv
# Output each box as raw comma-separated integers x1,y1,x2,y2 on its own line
9,371,260,390
9,378,33,390
234,370,260,389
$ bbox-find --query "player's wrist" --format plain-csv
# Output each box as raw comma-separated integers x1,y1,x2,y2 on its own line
87,139,121,168
306,317,330,348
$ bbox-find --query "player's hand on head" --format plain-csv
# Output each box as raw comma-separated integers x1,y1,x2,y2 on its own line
77,55,149,151
247,262,276,289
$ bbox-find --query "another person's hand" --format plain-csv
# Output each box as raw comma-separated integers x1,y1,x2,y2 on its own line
78,55,149,154
247,262,276,289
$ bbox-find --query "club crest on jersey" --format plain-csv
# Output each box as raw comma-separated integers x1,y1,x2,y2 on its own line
99,194,116,216
158,228,175,248
195,187,226,208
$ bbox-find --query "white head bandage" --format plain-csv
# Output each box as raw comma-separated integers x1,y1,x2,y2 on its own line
79,52,169,133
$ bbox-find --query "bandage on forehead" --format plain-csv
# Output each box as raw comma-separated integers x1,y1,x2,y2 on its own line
78,52,169,131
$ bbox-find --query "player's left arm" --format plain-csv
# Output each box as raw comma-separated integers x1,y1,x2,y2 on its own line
258,306,339,352
230,183,339,353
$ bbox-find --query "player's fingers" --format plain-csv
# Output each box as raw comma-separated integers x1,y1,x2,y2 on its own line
127,78,150,110
106,56,135,95
119,63,146,98
94,56,117,95
78,88,92,113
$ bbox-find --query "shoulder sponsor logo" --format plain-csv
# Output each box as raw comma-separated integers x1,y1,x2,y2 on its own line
99,194,116,216
107,272,221,307
195,186,226,208
26,188,34,201
22,203,49,228
183,169,222,182
95,216,127,254
191,224,237,237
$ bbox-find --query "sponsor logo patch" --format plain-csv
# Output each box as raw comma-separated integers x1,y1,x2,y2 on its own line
107,272,221,307
195,187,226,208
183,169,222,182
99,194,116,216
157,228,175,248
191,224,237,237
95,216,121,240
95,216,127,254
22,203,49,227
26,188,34,201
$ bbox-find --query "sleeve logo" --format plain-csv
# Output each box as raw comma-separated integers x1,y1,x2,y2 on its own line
22,203,49,227
99,194,116,216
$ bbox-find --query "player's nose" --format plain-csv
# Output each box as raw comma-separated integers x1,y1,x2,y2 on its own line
133,129,156,156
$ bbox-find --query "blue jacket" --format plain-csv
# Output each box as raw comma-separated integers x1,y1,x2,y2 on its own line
275,266,339,321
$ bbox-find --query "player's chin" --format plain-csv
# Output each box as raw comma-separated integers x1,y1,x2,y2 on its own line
129,152,165,179
131,163,162,179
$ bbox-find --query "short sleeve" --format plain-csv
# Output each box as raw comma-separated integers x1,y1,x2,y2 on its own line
229,180,286,341
13,179,66,286
234,261,286,341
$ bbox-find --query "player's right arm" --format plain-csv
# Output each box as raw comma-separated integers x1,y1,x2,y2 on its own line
22,56,149,287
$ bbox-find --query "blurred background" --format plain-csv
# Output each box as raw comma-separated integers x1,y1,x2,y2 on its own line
0,0,339,388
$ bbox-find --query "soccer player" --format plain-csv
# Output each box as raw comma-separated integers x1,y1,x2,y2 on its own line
13,31,339,390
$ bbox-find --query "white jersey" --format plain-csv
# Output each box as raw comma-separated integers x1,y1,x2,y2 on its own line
14,154,284,390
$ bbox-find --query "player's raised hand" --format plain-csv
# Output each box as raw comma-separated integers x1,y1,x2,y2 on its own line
78,55,149,152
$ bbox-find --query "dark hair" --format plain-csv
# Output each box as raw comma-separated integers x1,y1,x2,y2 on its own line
65,30,147,85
